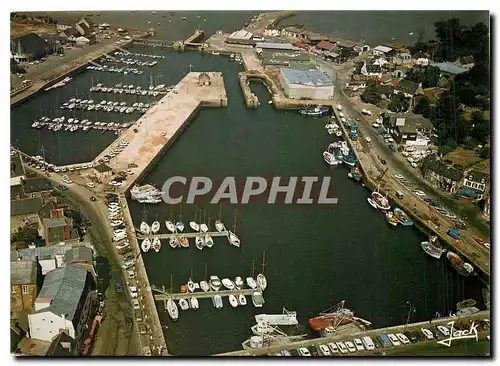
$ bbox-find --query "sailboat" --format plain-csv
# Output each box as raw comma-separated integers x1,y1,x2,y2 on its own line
152,236,161,252
215,204,226,232
165,220,176,233
200,210,209,232
195,235,204,250
229,294,239,308
140,221,150,234
247,259,257,289
176,203,185,232
187,278,195,292
257,251,267,291
252,291,265,308
169,236,179,248
228,209,241,247
238,294,247,306
222,278,235,290
141,238,151,252
190,297,199,310
151,220,160,234
167,299,178,321
234,276,244,289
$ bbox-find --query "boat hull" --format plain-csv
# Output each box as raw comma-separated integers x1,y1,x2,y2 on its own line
308,315,354,331
421,241,444,259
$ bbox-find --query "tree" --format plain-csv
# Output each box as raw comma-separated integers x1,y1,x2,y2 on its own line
478,146,490,159
361,84,382,105
388,93,410,113
414,97,431,117
422,66,440,88
469,111,490,144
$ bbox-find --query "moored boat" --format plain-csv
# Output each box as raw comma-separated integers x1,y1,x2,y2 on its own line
421,240,446,259
165,221,176,233
229,294,239,308
251,291,265,308
367,197,378,209
175,221,184,232
447,252,475,277
169,236,179,248
209,276,221,291
228,231,240,247
234,276,244,289
140,221,150,235
246,277,257,289
350,167,363,182
222,278,235,290
212,294,223,309
200,280,210,292
200,223,209,233
189,221,200,232
385,211,399,227
195,235,204,250
215,220,225,232
178,298,189,311
238,294,247,306
323,151,338,166
308,301,354,332
204,234,214,248
190,297,199,310
167,299,178,321
141,238,151,252
299,106,330,116
152,237,161,252
179,236,189,248
187,278,195,292
393,207,414,226
257,274,267,291
372,191,391,211
151,221,160,234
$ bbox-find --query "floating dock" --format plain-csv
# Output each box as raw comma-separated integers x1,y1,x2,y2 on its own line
152,287,257,301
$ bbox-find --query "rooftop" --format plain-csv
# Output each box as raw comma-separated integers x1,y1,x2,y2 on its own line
44,218,68,228
64,246,93,265
11,153,25,178
11,242,91,262
281,68,333,87
34,265,88,321
228,29,254,41
11,260,38,285
424,154,464,182
11,197,42,217
395,79,419,95
255,42,299,51
430,62,469,75
22,177,52,194
373,45,393,53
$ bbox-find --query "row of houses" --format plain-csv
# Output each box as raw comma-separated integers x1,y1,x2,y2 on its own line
57,17,96,46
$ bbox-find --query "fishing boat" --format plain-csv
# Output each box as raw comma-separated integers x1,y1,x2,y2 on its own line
169,236,179,248
212,295,223,309
195,236,204,250
234,276,244,289
215,220,225,232
131,184,161,200
308,301,354,332
167,299,178,321
151,221,160,234
200,280,210,292
222,278,235,290
421,238,446,259
447,252,475,277
252,291,265,308
152,237,161,252
229,294,239,308
165,220,176,233
189,221,200,232
187,278,195,292
350,167,363,182
372,191,391,211
239,294,247,306
246,277,257,289
385,211,399,227
209,276,221,291
251,321,276,335
367,197,378,209
255,308,298,326
176,221,185,232
228,231,240,247
190,297,199,310
140,221,150,234
323,151,338,166
141,238,151,252
204,234,214,248
256,274,267,291
298,106,330,116
179,298,190,311
179,236,189,248
241,335,265,350
393,208,414,226
342,152,357,167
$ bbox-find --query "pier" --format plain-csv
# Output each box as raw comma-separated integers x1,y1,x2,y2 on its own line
152,287,257,301
138,230,230,240
92,71,228,189
184,29,204,45
238,72,259,108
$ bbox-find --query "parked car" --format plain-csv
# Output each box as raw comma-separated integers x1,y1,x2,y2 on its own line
344,341,356,353
327,342,339,354
319,344,330,356
353,338,364,351
298,347,311,356
336,342,348,354
436,325,450,337
396,333,410,345
387,334,401,346
132,298,140,310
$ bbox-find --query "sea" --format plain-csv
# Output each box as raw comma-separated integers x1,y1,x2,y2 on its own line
10,11,489,356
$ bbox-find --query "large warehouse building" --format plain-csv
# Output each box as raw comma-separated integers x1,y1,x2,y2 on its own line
279,68,334,100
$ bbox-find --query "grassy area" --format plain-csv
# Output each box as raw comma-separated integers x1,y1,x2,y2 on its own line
443,147,483,169
382,338,490,356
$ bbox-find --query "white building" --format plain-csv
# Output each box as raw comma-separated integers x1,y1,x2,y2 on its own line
226,29,254,45
75,36,90,46
28,265,96,347
372,45,393,59
279,68,334,100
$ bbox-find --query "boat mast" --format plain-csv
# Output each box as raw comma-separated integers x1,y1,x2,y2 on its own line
233,208,238,233
251,259,255,278
261,250,266,276
204,263,207,279
179,202,182,221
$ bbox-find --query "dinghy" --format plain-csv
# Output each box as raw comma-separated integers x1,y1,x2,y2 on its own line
165,221,176,233
178,298,189,311
200,223,209,233
228,231,240,247
176,221,185,232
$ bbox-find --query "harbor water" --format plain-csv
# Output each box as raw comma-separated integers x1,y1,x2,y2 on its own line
11,45,485,356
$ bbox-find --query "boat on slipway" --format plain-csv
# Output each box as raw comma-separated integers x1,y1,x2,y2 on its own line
308,301,354,332
393,207,414,226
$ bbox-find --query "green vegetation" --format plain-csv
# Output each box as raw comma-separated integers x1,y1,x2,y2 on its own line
11,227,39,243
406,66,441,88
361,82,382,105
388,93,410,113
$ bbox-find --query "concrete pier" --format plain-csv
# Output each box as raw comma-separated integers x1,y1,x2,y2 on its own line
93,71,228,189
153,288,256,301
238,72,259,108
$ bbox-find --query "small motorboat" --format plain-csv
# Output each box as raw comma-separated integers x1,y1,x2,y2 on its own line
246,277,257,289
169,236,179,248
190,297,199,310
151,221,160,234
251,291,265,308
256,274,267,291
179,298,190,311
141,238,151,252
229,294,239,308
215,220,225,232
195,236,204,250
212,295,223,309
189,221,200,232
372,191,391,211
140,221,150,235
200,223,209,232
222,278,235,290
386,212,399,227
176,221,185,232
204,234,214,248
165,221,176,233
234,277,244,289
179,236,189,248
209,276,221,291
238,294,247,306
187,278,195,292
167,299,178,321
152,237,161,252
367,197,378,209
323,151,337,166
200,280,210,292
228,231,240,247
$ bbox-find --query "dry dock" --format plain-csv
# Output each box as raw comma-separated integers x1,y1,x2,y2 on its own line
93,71,228,189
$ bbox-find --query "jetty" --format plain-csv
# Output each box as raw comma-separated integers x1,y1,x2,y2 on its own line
152,286,257,301
138,230,230,240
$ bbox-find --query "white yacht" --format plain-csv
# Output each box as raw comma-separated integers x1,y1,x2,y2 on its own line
252,291,265,308
209,276,221,291
190,297,199,310
189,221,200,232
178,298,189,311
212,295,223,309
246,277,257,289
255,308,298,326
165,221,176,233
151,221,160,234
234,277,244,289
200,223,209,233
238,294,247,306
152,237,161,252
141,238,151,252
257,274,267,291
140,221,150,234
195,236,204,251
167,299,178,321
215,220,225,232
200,281,210,292
228,231,240,247
130,184,161,200
229,294,239,308
221,278,235,290
187,278,195,292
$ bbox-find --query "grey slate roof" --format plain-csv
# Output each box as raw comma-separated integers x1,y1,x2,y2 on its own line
11,197,42,216
11,260,38,285
424,154,463,182
11,33,50,56
35,265,88,320
396,79,419,95
466,170,489,183
430,62,468,75
281,68,333,87
11,154,25,178
11,242,92,262
256,42,299,51
64,247,93,265
22,177,52,194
